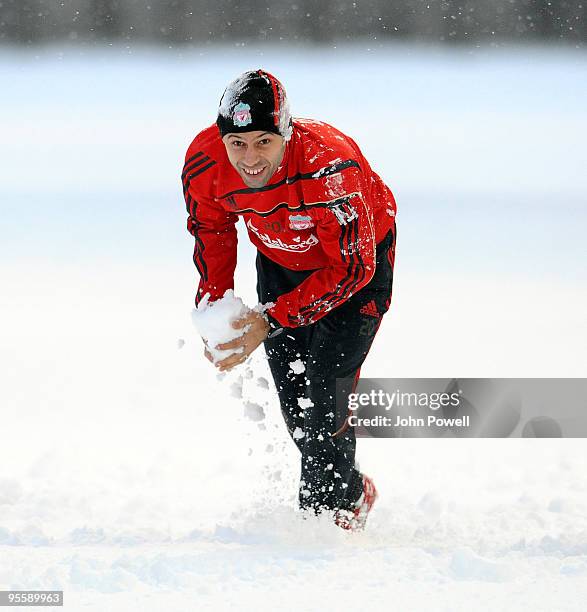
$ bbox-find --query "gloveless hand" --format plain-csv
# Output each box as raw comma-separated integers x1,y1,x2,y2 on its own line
212,311,270,372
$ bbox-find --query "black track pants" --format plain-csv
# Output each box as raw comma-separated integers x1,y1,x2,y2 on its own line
256,227,396,513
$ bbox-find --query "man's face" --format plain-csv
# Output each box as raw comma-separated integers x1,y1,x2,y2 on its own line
222,131,286,188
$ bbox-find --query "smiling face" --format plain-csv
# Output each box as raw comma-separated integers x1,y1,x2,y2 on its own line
222,131,286,188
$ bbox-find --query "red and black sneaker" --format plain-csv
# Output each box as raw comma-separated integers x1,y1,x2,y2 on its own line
334,475,378,531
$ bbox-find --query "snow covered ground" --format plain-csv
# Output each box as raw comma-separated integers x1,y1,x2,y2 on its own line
1,43,586,610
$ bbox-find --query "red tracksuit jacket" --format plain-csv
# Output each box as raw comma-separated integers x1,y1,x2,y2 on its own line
182,118,397,328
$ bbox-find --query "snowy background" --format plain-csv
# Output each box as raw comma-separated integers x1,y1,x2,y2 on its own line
1,44,586,610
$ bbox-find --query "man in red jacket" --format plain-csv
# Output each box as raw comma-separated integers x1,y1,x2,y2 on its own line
182,69,397,530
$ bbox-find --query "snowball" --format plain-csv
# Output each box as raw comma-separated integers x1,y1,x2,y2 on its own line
292,427,305,440
289,359,305,375
191,290,250,364
297,397,314,410
230,376,243,399
244,401,265,422
256,377,269,389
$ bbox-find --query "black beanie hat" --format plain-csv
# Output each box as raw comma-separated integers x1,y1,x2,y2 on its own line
216,69,293,140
